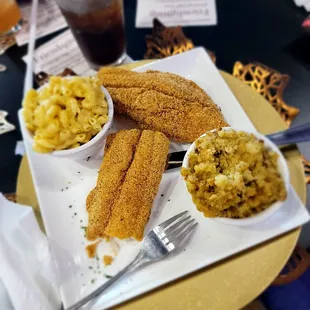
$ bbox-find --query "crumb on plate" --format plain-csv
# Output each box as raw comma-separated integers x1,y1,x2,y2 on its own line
85,241,101,258
103,255,113,266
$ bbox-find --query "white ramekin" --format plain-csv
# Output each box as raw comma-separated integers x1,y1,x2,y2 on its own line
20,80,114,159
182,127,290,226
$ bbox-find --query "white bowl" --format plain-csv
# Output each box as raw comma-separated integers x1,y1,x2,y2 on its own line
182,127,290,226
21,81,114,159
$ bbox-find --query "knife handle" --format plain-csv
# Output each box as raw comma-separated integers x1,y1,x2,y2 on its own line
266,123,310,146
166,150,186,170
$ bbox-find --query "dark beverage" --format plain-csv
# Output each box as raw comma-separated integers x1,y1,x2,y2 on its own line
57,0,126,69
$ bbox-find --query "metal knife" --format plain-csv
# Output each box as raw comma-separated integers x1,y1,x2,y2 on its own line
165,123,310,170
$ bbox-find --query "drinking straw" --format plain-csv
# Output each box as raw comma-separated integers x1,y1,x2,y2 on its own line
23,0,39,95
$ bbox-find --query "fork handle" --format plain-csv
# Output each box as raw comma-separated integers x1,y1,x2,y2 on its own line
66,253,146,310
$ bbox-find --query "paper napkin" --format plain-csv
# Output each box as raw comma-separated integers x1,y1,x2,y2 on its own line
0,194,61,310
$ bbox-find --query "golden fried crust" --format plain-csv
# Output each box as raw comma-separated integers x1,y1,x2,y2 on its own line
104,130,169,240
86,129,170,241
97,68,228,142
136,91,227,142
107,87,146,115
98,68,210,105
86,129,141,240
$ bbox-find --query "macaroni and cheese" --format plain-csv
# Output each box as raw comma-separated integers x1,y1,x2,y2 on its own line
23,76,109,153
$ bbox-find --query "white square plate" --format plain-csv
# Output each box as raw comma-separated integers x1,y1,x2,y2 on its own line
19,47,310,309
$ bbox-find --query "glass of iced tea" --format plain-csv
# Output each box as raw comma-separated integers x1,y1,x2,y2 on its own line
55,0,126,69
0,0,22,36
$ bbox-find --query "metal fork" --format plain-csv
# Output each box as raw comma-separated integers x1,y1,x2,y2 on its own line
67,210,197,310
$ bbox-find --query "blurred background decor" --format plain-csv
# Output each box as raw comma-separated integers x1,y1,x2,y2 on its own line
144,19,194,59
144,18,216,63
272,245,310,285
302,155,310,184
232,62,300,127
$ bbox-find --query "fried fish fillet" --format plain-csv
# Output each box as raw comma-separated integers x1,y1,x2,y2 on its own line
98,68,228,142
86,129,141,240
86,129,170,241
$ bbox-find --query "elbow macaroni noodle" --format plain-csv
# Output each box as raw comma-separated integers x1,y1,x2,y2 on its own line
23,76,109,153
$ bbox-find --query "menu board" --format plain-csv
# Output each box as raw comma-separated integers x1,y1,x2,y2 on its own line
15,0,67,46
136,0,217,27
22,30,96,76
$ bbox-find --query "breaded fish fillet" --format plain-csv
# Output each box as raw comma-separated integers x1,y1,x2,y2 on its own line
97,68,228,142
86,129,170,241
86,129,141,240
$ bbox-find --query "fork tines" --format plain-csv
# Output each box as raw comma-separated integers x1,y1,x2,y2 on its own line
154,211,197,248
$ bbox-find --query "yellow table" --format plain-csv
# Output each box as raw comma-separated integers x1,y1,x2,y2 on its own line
16,66,305,310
